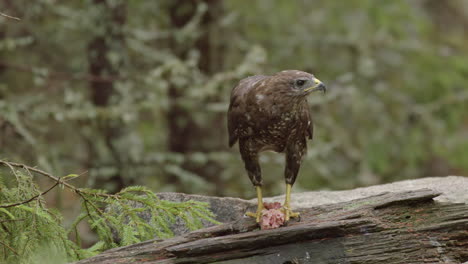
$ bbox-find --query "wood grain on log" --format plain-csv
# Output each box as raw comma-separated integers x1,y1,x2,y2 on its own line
74,189,468,264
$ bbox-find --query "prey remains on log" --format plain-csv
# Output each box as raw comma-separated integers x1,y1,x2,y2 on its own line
227,70,326,222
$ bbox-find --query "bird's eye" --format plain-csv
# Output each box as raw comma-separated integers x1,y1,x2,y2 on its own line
295,79,306,86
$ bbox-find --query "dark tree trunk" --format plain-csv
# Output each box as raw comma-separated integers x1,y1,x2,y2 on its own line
420,0,468,178
87,0,130,192
423,0,468,33
0,0,13,148
166,0,226,195
74,189,468,264
0,29,5,147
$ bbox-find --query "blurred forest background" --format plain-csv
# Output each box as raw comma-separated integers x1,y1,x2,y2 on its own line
1,0,468,204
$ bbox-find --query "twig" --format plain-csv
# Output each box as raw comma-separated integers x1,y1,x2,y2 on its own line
22,165,35,179
2,160,86,193
0,218,26,224
65,170,88,183
0,12,20,21
0,160,117,199
0,181,59,208
0,160,127,225
0,159,121,220
3,161,21,182
82,197,96,221
0,160,77,191
0,241,18,256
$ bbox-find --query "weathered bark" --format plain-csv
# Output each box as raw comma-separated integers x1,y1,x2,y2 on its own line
74,189,468,264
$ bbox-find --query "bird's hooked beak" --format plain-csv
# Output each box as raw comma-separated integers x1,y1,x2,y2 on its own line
304,78,326,93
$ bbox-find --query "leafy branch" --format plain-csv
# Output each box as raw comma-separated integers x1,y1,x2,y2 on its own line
0,182,59,209
0,160,219,263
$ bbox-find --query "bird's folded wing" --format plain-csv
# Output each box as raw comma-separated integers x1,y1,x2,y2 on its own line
227,75,269,147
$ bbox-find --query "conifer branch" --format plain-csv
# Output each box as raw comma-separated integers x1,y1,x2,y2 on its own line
0,218,26,224
0,182,59,208
0,240,18,256
0,159,219,261
0,160,115,198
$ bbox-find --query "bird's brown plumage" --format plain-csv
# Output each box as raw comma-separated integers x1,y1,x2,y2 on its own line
227,70,325,186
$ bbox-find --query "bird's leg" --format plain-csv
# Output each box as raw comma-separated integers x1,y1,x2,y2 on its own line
239,140,264,222
246,186,264,222
282,184,299,221
282,183,299,221
282,141,304,221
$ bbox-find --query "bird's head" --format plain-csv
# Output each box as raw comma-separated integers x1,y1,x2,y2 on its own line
273,70,326,97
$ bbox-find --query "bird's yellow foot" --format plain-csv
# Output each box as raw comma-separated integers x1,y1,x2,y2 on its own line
246,186,264,222
281,206,300,221
282,183,299,221
246,204,265,223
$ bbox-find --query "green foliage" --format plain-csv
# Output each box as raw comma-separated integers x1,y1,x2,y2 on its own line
0,0,467,198
0,170,80,263
0,163,219,263
78,185,218,247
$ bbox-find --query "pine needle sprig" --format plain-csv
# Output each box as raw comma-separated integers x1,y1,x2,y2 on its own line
0,160,219,263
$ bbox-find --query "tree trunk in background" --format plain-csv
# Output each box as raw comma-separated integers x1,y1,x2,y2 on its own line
166,0,226,195
423,0,468,33
87,0,130,193
0,29,5,147
421,0,468,177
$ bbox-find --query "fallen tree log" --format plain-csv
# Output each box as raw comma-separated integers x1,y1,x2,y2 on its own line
75,189,468,264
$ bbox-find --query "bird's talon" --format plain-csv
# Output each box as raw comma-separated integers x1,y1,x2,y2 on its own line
245,186,264,223
281,207,300,222
246,210,263,223
245,212,256,217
